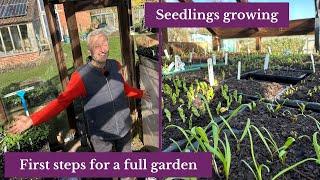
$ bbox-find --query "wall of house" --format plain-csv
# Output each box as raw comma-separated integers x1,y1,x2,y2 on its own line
55,4,92,36
0,52,40,73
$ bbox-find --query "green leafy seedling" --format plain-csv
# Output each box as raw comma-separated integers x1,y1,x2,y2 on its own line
177,106,186,123
164,108,172,122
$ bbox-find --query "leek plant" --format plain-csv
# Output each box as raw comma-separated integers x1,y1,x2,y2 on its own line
242,128,270,180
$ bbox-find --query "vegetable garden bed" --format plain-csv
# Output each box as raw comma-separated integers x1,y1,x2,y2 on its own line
162,53,320,180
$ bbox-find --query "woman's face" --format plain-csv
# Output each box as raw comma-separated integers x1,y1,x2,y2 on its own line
90,34,109,63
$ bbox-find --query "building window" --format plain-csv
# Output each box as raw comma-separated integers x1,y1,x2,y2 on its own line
10,26,23,52
0,24,33,56
91,13,116,28
19,24,32,51
1,27,14,53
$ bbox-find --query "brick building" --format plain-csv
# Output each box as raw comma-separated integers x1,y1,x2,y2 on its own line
55,4,120,40
0,0,50,71
0,0,145,72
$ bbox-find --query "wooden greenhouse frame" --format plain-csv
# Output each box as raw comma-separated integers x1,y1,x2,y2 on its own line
44,0,136,130
161,0,319,52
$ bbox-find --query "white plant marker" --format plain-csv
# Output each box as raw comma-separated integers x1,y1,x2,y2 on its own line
3,145,7,152
152,50,155,57
17,142,20,150
174,55,184,71
167,62,175,72
237,61,241,80
174,55,179,72
268,46,272,54
29,137,33,146
207,58,215,86
166,62,175,73
264,53,270,71
164,49,170,59
311,53,316,73
189,48,194,63
212,54,216,65
224,52,228,65
247,46,251,54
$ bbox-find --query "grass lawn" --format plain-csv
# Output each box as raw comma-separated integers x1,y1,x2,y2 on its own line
0,36,121,90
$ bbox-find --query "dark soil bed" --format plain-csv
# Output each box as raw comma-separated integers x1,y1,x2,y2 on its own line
284,72,320,103
223,78,287,100
219,103,320,179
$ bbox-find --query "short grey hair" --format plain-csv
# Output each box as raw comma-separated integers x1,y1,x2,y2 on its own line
87,29,109,49
87,26,117,49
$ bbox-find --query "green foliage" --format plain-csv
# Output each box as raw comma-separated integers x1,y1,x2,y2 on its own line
205,132,232,180
1,82,59,111
163,84,172,96
313,132,320,164
171,93,177,106
297,103,306,115
0,123,49,152
164,108,172,122
242,128,270,180
191,106,200,117
177,106,186,123
278,137,295,164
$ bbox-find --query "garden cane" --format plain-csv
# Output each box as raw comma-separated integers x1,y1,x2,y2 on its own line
3,86,34,116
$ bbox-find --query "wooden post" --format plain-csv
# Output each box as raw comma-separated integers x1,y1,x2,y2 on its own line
117,0,137,115
256,37,261,52
64,2,83,68
117,0,135,87
0,99,8,123
161,28,169,52
44,1,76,129
315,0,320,52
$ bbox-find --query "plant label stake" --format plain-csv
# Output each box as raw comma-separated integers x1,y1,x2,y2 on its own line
152,50,156,57
264,53,270,72
174,55,185,72
29,137,33,146
268,46,272,54
189,48,194,63
164,49,170,60
17,141,20,150
247,46,250,54
207,58,215,86
167,62,175,72
311,53,316,73
175,55,180,72
212,54,216,65
224,52,228,65
3,145,7,152
3,87,34,116
237,61,241,80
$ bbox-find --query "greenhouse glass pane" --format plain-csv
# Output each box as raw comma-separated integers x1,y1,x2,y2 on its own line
1,27,13,52
10,26,23,52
